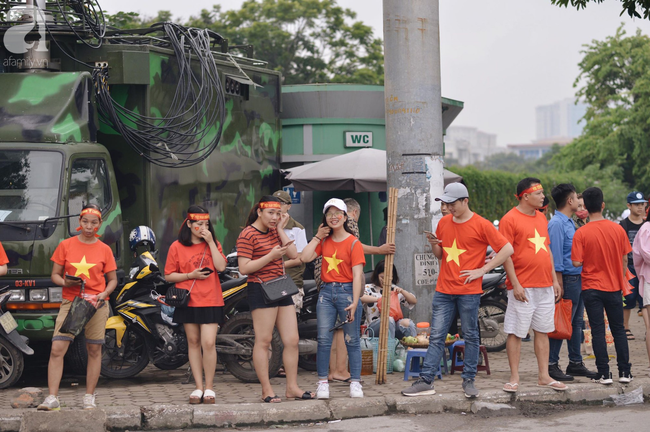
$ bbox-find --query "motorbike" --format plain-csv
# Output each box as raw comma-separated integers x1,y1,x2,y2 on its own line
0,285,34,389
478,271,508,352
100,252,283,382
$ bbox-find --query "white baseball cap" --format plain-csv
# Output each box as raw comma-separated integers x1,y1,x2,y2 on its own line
323,198,347,214
435,183,469,203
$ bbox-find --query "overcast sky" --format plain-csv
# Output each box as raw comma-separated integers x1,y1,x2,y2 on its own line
100,0,650,147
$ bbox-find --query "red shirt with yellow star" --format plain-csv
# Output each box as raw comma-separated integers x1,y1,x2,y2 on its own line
436,214,509,295
315,235,366,283
499,207,553,289
51,237,117,301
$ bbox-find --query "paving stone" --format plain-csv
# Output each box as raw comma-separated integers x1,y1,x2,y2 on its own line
104,406,142,431
20,410,106,432
141,405,192,430
329,396,389,420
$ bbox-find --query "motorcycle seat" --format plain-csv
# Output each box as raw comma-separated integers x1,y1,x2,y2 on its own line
221,276,248,290
482,272,504,286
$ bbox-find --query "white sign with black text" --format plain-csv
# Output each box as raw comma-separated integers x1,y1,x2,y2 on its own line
414,253,438,286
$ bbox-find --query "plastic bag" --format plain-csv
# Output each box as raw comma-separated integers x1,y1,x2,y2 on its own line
378,291,404,320
59,296,98,337
549,298,572,340
609,386,644,406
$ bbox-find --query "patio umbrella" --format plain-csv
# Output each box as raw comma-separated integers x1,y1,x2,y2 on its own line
283,148,461,192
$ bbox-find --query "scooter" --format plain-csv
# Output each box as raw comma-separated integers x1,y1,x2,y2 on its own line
0,285,34,389
101,252,283,382
478,272,508,352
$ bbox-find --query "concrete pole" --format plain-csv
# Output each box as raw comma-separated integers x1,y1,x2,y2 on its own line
383,1,444,324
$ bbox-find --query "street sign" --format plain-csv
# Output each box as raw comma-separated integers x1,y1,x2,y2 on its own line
345,132,373,148
283,186,301,204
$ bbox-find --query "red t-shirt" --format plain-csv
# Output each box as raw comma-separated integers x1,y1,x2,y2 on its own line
236,226,283,282
315,235,366,283
436,214,509,295
499,207,553,289
572,220,631,292
0,242,8,266
164,240,226,307
51,237,118,301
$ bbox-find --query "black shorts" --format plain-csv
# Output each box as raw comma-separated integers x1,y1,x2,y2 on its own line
247,282,295,311
173,306,224,325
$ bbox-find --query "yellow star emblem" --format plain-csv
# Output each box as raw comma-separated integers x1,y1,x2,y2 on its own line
324,250,344,274
70,255,96,279
443,239,467,267
527,229,548,254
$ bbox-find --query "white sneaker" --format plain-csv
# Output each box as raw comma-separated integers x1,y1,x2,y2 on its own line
37,395,60,411
592,372,613,385
83,393,96,410
350,381,363,398
316,382,329,399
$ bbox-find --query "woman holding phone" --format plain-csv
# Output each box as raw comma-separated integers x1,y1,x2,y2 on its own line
301,198,366,399
164,205,227,404
38,204,117,411
237,196,314,403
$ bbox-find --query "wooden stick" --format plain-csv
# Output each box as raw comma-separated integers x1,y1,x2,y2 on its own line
376,187,398,384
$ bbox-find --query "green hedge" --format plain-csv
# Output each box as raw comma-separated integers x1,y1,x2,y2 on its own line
450,166,595,222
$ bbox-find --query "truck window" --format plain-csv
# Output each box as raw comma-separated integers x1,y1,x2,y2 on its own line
68,158,111,233
0,150,63,222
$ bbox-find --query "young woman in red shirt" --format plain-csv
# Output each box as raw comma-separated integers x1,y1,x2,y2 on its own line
237,196,314,403
37,204,118,411
164,205,227,404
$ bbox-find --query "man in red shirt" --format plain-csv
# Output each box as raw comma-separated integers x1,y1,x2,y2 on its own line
572,187,632,384
500,177,566,393
402,183,513,399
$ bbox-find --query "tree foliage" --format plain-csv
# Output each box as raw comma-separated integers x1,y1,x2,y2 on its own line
551,0,650,20
105,0,384,85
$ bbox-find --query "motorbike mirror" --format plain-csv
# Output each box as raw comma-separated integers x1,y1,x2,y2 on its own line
493,220,499,227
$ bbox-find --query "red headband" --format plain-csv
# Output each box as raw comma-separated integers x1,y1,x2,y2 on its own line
80,208,102,220
187,213,210,221
515,183,543,198
259,201,281,209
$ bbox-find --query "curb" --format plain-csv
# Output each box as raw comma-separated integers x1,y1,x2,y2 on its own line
1,380,648,431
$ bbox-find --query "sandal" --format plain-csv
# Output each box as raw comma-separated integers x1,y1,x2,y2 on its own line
626,329,635,340
189,389,203,404
537,380,567,392
292,391,315,400
203,389,215,404
277,367,286,378
262,395,281,403
503,382,519,393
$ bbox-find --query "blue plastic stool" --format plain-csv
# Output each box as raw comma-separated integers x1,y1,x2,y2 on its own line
448,340,465,367
403,348,447,381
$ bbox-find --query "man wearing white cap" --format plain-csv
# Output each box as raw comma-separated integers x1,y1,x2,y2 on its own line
402,183,513,398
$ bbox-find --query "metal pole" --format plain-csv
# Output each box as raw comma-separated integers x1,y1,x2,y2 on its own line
383,0,444,324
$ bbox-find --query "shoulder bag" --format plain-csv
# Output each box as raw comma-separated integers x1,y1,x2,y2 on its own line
165,246,207,308
259,262,299,304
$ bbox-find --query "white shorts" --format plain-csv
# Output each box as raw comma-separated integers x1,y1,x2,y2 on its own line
504,287,555,338
643,282,650,308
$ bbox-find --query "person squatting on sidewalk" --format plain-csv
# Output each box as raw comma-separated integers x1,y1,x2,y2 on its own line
401,183,513,399
300,198,366,399
500,178,567,393
572,187,633,384
547,184,597,381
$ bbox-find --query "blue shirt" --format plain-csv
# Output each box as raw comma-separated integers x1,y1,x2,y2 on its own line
548,211,582,275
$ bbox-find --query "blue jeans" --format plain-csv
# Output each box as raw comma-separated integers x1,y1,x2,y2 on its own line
316,282,362,381
549,274,584,364
420,292,481,382
368,317,417,340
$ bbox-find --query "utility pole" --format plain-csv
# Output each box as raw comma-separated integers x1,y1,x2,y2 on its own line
383,1,444,324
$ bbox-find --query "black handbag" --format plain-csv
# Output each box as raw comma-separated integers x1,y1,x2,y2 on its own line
165,246,207,308
259,264,299,304
59,282,99,337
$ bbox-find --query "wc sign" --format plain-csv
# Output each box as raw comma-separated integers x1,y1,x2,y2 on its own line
345,132,373,148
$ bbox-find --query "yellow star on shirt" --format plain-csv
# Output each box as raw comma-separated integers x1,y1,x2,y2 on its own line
443,239,467,267
527,229,548,254
70,255,96,279
324,250,344,274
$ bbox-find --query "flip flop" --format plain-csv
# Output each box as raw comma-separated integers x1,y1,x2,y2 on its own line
537,380,567,391
503,382,519,393
293,391,316,400
262,395,281,403
626,329,635,340
189,389,203,404
203,389,215,404
277,368,287,378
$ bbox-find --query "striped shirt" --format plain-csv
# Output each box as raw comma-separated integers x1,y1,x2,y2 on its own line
237,225,283,282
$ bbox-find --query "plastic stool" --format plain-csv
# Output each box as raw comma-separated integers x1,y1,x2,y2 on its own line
450,344,491,375
403,348,447,381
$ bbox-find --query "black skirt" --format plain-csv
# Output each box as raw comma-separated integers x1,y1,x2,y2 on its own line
173,306,224,325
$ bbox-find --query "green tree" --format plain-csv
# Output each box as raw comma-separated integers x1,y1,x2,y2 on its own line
552,0,650,19
553,25,650,192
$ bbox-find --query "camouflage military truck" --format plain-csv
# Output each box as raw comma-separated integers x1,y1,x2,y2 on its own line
0,2,281,385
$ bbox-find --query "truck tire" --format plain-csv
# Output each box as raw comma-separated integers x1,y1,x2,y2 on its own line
64,335,88,375
478,300,507,352
220,312,283,383
0,334,25,389
101,326,149,379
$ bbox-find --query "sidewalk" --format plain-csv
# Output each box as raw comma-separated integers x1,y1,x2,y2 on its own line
0,314,648,431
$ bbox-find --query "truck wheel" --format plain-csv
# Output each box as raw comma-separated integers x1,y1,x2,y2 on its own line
101,327,149,379
478,300,507,352
0,334,25,389
65,335,88,375
220,312,283,383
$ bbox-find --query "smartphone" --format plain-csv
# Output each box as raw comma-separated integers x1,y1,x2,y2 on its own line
283,240,295,246
424,230,437,239
329,319,350,332
200,267,214,274
65,274,83,282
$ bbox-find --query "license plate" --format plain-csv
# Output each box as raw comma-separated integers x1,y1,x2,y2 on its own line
0,312,18,334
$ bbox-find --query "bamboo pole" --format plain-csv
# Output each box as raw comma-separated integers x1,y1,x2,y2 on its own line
376,187,398,384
